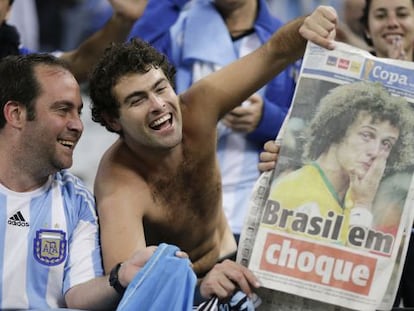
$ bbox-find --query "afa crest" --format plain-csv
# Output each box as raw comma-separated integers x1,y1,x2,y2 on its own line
34,229,67,266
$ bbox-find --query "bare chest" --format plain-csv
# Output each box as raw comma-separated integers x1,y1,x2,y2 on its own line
143,159,222,247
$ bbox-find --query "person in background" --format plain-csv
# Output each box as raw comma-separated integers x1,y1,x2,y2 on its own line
265,0,342,23
128,0,297,245
335,0,372,50
88,4,338,305
7,0,38,50
0,0,148,82
360,0,414,61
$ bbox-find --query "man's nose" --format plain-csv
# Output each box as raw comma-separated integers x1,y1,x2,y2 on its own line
68,113,84,133
149,94,166,111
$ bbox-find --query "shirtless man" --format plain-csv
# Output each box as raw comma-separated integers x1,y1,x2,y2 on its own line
88,4,338,297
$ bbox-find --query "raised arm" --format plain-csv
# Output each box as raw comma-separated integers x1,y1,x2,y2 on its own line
60,0,148,82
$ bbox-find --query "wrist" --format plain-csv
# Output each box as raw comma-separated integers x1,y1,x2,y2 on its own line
109,262,126,295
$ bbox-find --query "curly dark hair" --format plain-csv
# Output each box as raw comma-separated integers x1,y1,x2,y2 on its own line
304,81,414,172
89,38,176,134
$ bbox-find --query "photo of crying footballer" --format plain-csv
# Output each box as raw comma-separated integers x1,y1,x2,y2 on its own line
265,78,414,255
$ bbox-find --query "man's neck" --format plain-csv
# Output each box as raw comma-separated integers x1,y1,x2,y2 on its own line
120,138,184,176
0,169,50,192
220,0,257,38
0,148,50,192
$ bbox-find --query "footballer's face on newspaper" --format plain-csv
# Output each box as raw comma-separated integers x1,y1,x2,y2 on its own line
366,0,414,60
335,112,399,179
111,68,183,150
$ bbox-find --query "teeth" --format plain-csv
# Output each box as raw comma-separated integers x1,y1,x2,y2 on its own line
151,114,170,127
58,140,74,147
386,34,402,42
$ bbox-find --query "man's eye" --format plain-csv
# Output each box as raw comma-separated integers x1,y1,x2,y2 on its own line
360,131,372,140
382,140,393,151
131,98,144,106
57,107,70,114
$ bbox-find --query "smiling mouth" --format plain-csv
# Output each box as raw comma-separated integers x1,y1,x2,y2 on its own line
149,113,172,130
384,34,403,43
58,139,75,149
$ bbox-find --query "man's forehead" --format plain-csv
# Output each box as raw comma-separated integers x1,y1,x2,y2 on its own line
352,111,400,133
120,67,165,81
35,64,72,79
115,67,168,91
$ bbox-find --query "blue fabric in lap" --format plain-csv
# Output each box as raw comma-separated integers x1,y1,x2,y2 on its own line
117,243,196,311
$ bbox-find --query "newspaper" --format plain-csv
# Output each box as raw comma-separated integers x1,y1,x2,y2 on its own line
237,41,414,311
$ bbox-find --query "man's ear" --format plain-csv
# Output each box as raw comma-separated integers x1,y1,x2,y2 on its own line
3,100,26,128
102,113,121,132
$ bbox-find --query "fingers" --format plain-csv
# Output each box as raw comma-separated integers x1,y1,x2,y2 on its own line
135,245,157,262
299,5,338,50
248,93,262,105
174,250,189,259
263,140,279,153
200,271,237,300
221,119,254,132
258,141,279,172
387,36,407,60
258,161,276,173
222,103,262,132
199,260,260,300
349,151,388,207
220,260,260,296
364,151,387,188
260,143,279,163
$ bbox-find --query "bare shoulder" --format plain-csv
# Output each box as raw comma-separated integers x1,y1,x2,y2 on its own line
95,143,135,187
94,140,151,215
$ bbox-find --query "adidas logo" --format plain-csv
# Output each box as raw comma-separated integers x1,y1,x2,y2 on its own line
8,211,29,227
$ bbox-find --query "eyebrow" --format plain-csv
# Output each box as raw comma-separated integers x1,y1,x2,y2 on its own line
362,124,399,139
123,78,168,104
374,6,410,13
51,100,83,110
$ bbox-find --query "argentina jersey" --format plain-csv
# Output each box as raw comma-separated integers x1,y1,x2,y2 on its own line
0,170,103,309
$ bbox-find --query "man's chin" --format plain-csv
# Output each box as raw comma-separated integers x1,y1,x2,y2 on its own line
54,160,73,171
355,170,367,180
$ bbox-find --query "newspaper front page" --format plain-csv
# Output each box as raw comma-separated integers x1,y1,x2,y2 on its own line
237,41,414,311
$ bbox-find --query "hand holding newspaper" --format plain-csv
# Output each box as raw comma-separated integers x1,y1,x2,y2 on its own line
237,41,414,311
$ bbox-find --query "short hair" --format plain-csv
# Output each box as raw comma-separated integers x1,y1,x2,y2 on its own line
0,53,70,129
304,81,414,172
9,0,14,5
89,38,176,134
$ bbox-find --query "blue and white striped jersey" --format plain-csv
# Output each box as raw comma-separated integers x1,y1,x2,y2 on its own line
0,170,103,309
